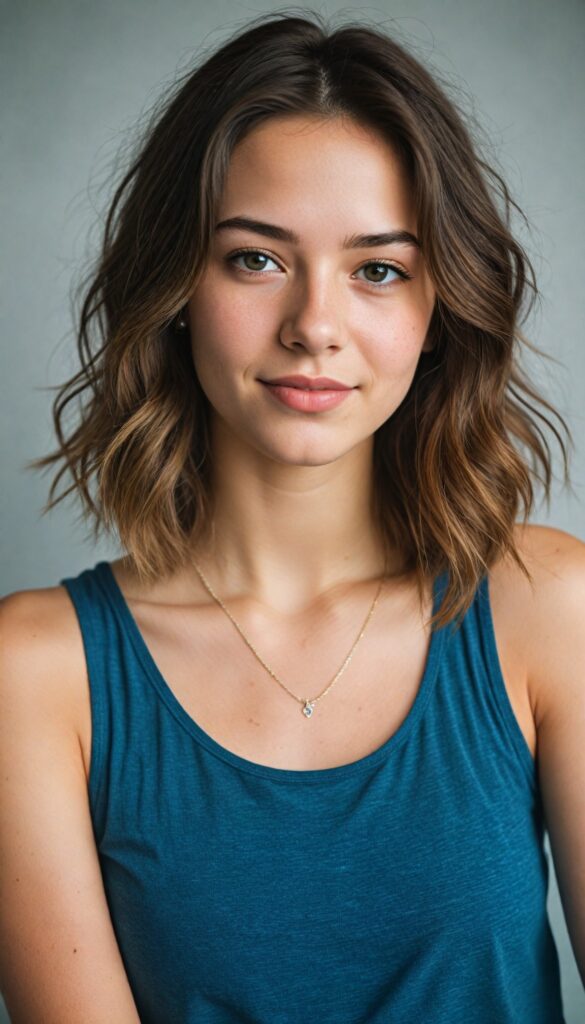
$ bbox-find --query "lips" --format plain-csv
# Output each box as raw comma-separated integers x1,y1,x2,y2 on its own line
260,378,355,412
261,375,354,390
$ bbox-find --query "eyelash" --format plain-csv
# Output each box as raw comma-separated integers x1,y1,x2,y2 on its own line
224,247,413,289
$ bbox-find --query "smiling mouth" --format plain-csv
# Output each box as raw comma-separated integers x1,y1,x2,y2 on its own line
259,380,355,413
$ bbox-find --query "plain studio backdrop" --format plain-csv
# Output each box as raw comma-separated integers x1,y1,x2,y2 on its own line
1,0,583,1021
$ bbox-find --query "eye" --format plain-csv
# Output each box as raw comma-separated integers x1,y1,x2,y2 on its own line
354,260,412,288
225,248,413,289
225,249,281,275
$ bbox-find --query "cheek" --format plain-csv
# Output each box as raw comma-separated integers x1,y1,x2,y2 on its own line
189,311,245,382
367,307,430,376
188,284,268,373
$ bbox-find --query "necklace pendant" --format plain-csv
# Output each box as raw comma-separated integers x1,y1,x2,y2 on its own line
302,700,316,719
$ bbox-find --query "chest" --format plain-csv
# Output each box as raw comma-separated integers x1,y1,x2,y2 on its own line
144,588,434,772
77,567,537,781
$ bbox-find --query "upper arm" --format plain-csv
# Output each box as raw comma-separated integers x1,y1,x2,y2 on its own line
521,525,585,984
0,589,141,1024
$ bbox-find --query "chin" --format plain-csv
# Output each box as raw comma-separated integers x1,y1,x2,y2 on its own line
258,437,362,468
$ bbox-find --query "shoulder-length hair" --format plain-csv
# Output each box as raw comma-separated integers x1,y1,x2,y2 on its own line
28,9,574,630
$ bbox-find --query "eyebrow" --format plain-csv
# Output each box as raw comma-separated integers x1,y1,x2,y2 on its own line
214,215,420,250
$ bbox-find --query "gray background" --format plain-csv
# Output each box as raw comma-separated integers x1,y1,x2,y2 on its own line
1,0,583,1020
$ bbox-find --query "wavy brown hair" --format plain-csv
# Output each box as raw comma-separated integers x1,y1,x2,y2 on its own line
27,8,575,631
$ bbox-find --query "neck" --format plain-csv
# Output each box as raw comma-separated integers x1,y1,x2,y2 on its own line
187,427,403,615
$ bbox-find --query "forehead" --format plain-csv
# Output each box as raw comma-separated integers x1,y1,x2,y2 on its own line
219,115,416,234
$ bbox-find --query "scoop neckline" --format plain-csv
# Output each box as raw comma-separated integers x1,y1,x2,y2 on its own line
94,560,449,784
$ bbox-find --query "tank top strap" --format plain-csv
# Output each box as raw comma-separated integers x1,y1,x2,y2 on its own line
438,569,539,799
59,561,133,837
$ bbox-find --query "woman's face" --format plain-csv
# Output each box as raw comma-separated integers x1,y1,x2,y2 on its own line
187,114,436,468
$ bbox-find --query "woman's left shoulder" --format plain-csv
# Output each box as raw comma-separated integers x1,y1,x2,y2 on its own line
511,520,585,573
495,523,585,982
490,521,585,725
493,524,585,618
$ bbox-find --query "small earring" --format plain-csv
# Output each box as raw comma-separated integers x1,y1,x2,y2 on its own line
175,311,188,331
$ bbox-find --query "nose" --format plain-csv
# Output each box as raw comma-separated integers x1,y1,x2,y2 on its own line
278,274,346,355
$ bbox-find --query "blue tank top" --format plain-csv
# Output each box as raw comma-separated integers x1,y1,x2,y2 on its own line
59,561,566,1023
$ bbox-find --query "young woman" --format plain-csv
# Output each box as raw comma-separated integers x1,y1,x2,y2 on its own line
1,10,583,1023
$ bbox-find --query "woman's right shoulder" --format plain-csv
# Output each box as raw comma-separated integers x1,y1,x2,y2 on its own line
0,583,89,764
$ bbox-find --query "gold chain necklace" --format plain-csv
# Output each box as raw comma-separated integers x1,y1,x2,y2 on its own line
192,560,384,719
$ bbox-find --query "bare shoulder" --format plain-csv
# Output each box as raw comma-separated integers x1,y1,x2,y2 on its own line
0,583,88,752
494,524,585,980
489,522,585,730
490,521,585,604
0,585,143,1021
